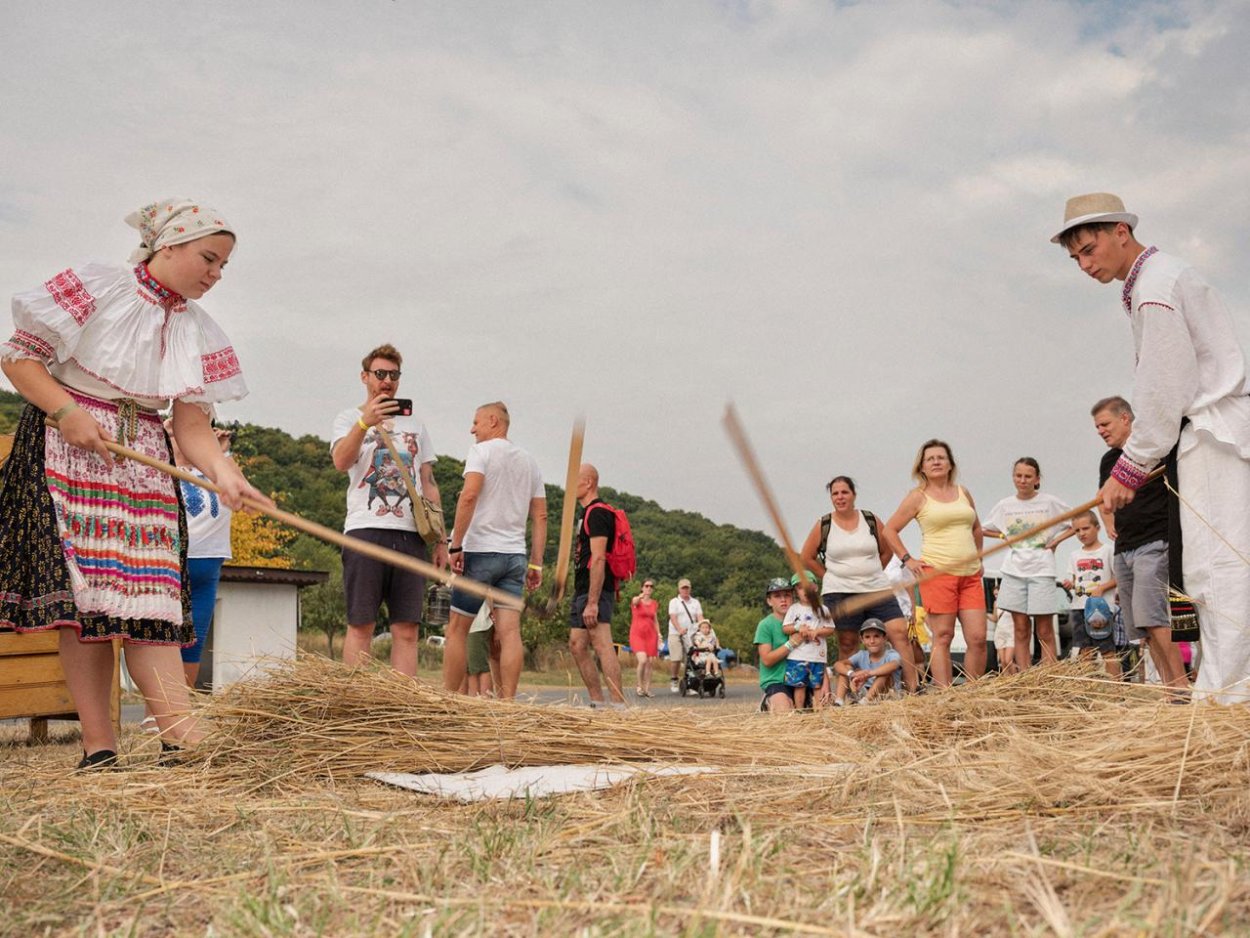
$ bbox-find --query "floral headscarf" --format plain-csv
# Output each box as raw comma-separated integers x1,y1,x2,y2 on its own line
125,199,234,263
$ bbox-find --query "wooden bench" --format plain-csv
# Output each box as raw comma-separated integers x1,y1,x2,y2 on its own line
0,631,121,742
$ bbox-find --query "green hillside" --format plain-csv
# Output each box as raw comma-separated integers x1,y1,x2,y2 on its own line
0,389,787,658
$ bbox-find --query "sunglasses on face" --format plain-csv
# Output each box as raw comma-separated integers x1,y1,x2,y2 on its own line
370,369,401,381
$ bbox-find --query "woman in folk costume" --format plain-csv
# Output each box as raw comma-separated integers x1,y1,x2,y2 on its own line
0,199,268,768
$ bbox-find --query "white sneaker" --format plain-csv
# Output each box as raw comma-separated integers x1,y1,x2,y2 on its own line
670,680,680,694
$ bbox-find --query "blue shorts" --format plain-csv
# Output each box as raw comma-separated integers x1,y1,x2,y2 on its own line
823,592,905,631
450,552,526,617
784,660,826,689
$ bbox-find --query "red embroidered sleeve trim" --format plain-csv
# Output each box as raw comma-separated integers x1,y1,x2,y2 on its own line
202,347,242,384
4,330,54,362
44,269,96,326
1137,301,1175,313
1110,454,1150,490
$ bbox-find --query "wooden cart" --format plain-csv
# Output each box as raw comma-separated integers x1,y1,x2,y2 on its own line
0,631,121,743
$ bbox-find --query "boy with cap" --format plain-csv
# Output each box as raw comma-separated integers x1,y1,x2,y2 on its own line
832,619,902,705
1053,193,1250,702
754,577,799,713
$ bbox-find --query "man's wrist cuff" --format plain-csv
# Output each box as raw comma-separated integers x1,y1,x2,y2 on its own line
1110,454,1150,490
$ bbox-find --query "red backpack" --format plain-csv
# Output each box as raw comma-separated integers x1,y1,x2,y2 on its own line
582,502,637,584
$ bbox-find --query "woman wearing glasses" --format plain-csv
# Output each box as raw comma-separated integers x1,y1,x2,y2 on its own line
629,578,663,696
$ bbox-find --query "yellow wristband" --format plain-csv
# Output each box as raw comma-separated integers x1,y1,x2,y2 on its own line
357,417,369,432
528,563,542,572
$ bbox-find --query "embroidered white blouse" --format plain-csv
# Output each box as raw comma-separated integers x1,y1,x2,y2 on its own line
3,262,247,413
1112,248,1250,488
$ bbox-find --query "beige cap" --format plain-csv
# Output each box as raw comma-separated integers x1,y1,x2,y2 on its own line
1051,192,1138,244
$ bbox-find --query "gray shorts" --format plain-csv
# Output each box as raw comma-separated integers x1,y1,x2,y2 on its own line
1112,540,1169,640
997,573,1061,616
342,528,427,625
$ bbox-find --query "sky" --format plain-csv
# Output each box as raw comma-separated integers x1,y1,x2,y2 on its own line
2,0,1248,573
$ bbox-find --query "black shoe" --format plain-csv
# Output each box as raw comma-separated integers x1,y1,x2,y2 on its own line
75,749,118,771
157,741,184,767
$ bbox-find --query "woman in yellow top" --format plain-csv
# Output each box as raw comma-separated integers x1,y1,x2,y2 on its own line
883,439,987,687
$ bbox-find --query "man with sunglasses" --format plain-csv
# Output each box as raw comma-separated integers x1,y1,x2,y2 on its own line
331,343,448,676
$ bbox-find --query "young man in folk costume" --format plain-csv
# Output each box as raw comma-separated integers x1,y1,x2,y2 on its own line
1055,193,1250,703
331,343,448,676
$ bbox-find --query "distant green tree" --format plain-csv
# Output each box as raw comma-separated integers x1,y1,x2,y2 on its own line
288,535,345,659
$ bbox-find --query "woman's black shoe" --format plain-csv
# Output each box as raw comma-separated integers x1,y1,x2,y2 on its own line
157,742,184,767
75,749,118,771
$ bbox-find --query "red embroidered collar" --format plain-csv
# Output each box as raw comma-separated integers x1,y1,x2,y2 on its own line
133,262,185,309
1121,246,1157,314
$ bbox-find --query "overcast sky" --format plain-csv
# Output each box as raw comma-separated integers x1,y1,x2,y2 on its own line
3,1,1248,573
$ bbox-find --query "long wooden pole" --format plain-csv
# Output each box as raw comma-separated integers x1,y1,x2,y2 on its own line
47,421,523,611
722,404,821,607
829,467,1166,621
546,417,586,617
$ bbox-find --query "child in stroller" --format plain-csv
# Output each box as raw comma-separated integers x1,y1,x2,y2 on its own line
682,620,726,697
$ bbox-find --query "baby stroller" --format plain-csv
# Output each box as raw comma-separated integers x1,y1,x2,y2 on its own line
681,645,726,698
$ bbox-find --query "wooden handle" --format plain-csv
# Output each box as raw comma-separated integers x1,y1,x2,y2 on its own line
44,418,522,610
722,404,817,604
547,417,586,614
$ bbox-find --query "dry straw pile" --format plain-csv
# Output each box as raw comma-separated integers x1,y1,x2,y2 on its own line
3,656,1250,935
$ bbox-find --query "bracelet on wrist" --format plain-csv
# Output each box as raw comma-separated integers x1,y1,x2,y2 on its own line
51,402,80,423
528,563,542,572
900,553,912,564
357,417,369,432
448,546,463,554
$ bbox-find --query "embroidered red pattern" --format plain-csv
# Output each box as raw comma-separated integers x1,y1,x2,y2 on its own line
4,329,54,362
201,347,241,384
44,269,96,325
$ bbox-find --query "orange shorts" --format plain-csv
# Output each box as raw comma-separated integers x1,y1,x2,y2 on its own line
917,567,986,615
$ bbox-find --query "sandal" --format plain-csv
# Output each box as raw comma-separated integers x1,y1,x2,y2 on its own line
139,715,159,734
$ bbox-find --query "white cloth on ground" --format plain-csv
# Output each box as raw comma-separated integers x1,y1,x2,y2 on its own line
368,763,714,802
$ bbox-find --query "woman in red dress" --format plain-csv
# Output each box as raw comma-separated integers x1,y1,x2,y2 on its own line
629,579,662,697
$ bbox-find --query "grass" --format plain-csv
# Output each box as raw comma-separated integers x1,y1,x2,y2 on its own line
3,658,1249,936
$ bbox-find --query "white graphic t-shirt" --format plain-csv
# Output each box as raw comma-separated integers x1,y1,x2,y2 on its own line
331,408,436,534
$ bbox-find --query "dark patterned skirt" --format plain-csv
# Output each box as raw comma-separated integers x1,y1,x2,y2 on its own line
0,399,193,645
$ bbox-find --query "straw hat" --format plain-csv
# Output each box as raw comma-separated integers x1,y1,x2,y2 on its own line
1050,192,1138,244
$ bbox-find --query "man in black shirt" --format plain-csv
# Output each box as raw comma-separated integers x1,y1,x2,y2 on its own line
568,463,626,707
1092,396,1186,691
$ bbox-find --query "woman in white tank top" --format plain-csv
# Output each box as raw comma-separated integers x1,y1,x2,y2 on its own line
800,475,918,694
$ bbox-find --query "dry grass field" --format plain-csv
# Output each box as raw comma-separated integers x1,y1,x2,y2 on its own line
2,657,1248,936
